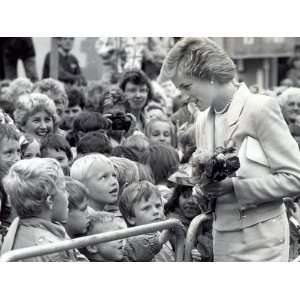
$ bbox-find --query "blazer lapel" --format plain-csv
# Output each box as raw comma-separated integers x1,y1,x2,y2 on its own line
205,107,215,153
225,83,248,146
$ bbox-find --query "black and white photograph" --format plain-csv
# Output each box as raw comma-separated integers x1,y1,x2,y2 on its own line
1,1,299,299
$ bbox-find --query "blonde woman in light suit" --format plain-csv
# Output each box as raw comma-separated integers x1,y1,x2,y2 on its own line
158,37,300,262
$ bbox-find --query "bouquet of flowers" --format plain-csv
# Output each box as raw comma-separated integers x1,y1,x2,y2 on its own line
191,146,240,213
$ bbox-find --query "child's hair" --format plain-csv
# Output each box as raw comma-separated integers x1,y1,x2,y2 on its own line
0,123,20,143
66,86,86,109
13,93,58,130
122,134,150,152
110,157,139,194
164,184,192,214
139,143,179,185
40,133,73,161
2,158,64,218
87,211,116,235
119,181,161,226
145,116,177,148
33,78,68,109
67,111,111,147
70,153,113,184
145,102,166,115
20,133,39,158
73,111,111,133
77,130,112,156
111,145,140,162
135,162,155,184
64,177,89,210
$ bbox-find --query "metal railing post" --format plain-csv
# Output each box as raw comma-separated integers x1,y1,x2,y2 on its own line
184,214,211,262
0,219,185,262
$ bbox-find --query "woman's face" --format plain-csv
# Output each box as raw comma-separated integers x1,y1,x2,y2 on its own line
178,188,201,219
173,71,217,111
124,82,149,112
23,111,54,140
283,94,300,124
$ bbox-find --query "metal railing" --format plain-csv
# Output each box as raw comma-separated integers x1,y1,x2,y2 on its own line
0,219,185,262
184,214,211,262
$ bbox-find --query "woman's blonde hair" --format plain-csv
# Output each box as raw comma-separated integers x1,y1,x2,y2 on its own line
158,37,236,84
13,93,58,130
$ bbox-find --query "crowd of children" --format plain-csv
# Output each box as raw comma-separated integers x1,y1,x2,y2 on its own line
1,39,300,262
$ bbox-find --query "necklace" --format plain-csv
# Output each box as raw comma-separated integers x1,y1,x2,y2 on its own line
214,100,232,115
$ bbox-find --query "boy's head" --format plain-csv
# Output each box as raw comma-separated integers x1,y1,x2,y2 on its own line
139,143,179,185
64,177,90,237
77,130,112,157
111,145,140,162
85,211,124,262
0,123,21,179
40,133,72,176
110,156,139,196
3,158,68,223
72,111,111,142
63,87,85,129
119,180,165,227
122,133,150,153
70,153,119,210
86,81,108,112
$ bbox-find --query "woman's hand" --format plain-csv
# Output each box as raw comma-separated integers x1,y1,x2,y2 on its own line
202,178,234,198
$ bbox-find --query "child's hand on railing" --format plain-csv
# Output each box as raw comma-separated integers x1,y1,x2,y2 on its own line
191,248,202,262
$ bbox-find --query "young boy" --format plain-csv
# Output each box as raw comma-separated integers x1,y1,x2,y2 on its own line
64,177,90,238
70,153,119,213
40,133,73,176
119,180,175,262
76,131,112,158
1,158,80,262
84,211,125,262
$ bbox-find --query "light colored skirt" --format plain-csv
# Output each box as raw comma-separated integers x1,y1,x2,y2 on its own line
213,212,290,262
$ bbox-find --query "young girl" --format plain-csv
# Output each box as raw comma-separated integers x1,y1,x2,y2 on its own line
166,166,213,261
20,133,41,159
145,116,177,148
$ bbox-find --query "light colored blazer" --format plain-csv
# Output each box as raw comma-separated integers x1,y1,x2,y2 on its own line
195,83,300,231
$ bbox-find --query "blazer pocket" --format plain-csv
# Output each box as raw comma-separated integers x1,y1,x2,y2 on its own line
237,136,271,178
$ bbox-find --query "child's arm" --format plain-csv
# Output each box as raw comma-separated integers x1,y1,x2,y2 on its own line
124,231,171,262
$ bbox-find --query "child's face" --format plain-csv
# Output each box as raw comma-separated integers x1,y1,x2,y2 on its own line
52,180,69,224
124,82,148,112
23,139,41,159
94,222,124,261
178,188,200,219
63,105,82,129
148,121,172,145
23,111,54,140
66,200,90,236
85,161,119,207
130,193,165,226
43,148,70,176
0,137,21,174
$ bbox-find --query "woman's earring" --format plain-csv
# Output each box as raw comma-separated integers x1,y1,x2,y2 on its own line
210,80,214,85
